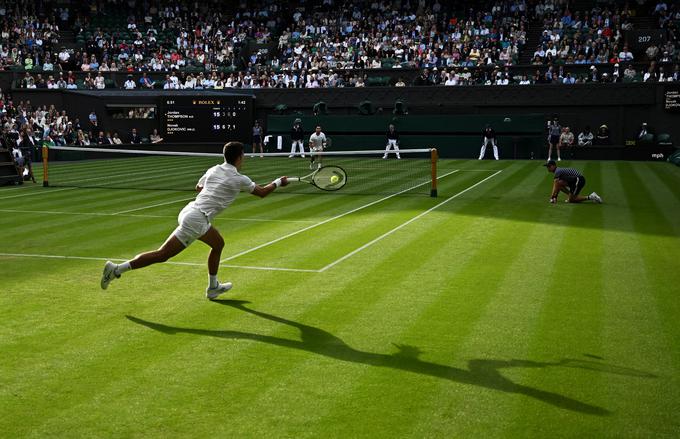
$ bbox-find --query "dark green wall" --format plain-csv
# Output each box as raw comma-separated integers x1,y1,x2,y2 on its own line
266,114,544,158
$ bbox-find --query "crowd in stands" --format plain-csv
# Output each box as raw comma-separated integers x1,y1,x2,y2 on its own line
1,0,680,88
530,0,678,71
0,88,149,149
272,0,528,71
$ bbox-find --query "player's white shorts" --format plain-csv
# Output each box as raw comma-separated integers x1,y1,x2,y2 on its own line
172,204,211,247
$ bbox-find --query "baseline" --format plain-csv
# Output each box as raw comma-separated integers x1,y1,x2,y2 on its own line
0,252,320,273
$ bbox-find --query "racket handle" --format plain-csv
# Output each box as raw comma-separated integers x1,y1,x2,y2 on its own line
287,177,301,182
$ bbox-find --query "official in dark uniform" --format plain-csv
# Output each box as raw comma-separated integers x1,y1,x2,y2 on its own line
478,124,499,160
383,124,401,159
289,118,305,158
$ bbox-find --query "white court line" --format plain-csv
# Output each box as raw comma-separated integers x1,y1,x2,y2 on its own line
219,169,461,262
319,170,503,272
0,187,76,200
0,252,320,273
0,208,315,224
111,197,195,215
457,169,505,172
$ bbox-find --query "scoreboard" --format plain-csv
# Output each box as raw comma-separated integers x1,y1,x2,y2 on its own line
162,96,254,143
664,86,680,112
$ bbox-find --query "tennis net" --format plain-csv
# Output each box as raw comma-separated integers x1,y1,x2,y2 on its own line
42,146,439,196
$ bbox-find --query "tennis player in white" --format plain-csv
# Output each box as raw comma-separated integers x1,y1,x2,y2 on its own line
308,125,326,169
100,141,289,299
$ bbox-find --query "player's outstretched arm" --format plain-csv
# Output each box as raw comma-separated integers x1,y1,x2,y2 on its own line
251,176,289,198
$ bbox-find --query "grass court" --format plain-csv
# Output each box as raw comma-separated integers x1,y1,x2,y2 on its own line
1,157,679,437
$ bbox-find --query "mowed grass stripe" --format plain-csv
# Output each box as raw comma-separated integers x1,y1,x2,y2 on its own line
74,170,510,438
5,187,188,212
218,170,476,265
69,191,193,214
630,164,680,354
32,215,180,257
587,162,679,437
642,162,680,205
224,162,520,434
406,163,583,437
0,261,221,438
4,160,677,437
2,242,324,436
178,228,464,437
19,237,435,436
1,163,456,434
298,164,549,436
51,161,209,185
38,168,520,436
631,162,680,410
46,160,215,192
3,254,316,432
494,161,609,437
230,172,486,268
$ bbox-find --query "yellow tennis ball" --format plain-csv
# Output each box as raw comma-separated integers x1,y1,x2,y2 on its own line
330,175,339,184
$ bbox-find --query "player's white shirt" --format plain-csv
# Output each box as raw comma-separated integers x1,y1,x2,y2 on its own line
191,162,256,221
309,132,326,150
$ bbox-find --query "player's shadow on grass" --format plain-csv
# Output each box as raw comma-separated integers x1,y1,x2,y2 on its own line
126,301,656,416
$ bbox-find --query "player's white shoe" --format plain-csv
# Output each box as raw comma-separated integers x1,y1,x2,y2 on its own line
100,261,120,290
206,282,233,300
589,192,603,203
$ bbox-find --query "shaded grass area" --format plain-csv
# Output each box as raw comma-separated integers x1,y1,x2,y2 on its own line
1,160,679,438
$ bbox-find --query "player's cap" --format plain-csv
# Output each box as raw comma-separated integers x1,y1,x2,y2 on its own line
543,160,557,167
294,118,301,123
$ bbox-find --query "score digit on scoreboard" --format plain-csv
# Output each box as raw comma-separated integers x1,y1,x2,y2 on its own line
162,96,253,143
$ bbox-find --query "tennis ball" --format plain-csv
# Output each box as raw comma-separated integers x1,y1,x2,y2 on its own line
330,175,339,184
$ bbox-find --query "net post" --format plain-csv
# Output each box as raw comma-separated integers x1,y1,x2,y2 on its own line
430,148,438,197
42,145,49,187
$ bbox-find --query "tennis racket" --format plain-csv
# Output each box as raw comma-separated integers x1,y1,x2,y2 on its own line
288,165,347,191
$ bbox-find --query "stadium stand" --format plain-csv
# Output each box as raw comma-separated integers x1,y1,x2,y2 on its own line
1,0,678,89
